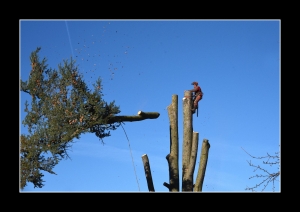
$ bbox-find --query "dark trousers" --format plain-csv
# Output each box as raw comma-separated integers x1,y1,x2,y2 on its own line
193,95,202,109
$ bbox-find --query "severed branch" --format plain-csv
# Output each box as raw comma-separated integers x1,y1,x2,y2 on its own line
106,111,160,124
141,154,155,192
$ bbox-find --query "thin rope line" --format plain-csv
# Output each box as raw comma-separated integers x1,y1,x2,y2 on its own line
120,123,140,191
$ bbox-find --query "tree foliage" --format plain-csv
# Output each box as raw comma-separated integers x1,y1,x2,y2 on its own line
242,147,280,192
20,47,121,189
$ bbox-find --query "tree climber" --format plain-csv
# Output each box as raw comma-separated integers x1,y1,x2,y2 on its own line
189,81,203,114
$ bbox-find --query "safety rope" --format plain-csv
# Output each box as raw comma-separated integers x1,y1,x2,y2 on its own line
120,123,140,191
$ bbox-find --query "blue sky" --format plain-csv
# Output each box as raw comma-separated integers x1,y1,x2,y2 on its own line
20,19,280,192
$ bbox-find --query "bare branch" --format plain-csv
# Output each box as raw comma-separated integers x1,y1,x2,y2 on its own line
242,147,280,192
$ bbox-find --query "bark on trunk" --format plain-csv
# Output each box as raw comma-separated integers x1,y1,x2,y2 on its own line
141,154,155,192
106,111,160,124
194,139,210,192
164,95,179,192
183,131,199,191
182,91,193,191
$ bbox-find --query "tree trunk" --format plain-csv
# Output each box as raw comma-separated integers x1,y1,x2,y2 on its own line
141,154,155,192
182,91,193,191
194,139,210,192
164,94,179,192
184,131,199,191
106,111,160,124
141,93,210,192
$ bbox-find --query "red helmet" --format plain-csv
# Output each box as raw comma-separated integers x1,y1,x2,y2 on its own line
191,81,198,85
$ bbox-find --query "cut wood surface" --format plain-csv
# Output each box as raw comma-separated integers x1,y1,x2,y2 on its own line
106,111,160,124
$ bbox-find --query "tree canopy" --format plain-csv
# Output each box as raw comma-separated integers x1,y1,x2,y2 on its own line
20,47,122,189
